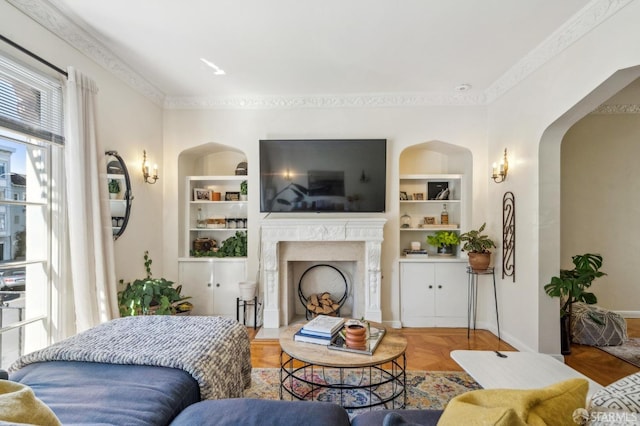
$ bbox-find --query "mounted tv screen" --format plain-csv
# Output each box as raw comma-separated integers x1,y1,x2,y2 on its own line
260,139,387,213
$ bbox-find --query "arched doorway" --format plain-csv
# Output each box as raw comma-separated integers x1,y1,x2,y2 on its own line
539,66,640,353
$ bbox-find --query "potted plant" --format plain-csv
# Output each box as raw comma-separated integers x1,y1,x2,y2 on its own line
240,180,248,201
426,231,460,256
118,251,192,316
543,253,606,354
191,231,247,258
108,179,121,199
459,223,496,271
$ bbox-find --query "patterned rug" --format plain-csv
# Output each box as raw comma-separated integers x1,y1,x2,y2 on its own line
598,337,640,368
244,368,480,415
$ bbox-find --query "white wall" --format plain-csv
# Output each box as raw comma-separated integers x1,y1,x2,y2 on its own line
0,2,164,286
488,0,640,353
562,112,640,316
162,106,489,327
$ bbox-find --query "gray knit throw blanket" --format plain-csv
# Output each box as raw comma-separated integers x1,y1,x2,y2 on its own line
10,315,252,400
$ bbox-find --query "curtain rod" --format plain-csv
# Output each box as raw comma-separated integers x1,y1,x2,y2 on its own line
0,33,68,78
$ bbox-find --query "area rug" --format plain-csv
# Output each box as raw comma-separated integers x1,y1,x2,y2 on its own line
598,337,640,368
244,368,480,416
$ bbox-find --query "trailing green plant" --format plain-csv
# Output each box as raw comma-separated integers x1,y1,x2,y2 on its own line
118,251,191,316
108,179,121,194
426,231,460,248
459,223,496,253
240,180,248,196
191,231,247,257
543,253,606,318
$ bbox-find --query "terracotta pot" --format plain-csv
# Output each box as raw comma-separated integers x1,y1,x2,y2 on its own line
468,252,491,271
345,324,367,349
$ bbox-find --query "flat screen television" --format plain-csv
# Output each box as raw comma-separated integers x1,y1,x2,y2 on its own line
260,139,387,213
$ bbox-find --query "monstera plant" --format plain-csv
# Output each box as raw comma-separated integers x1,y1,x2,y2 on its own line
543,253,606,354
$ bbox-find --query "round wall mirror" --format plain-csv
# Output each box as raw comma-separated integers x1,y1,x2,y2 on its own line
106,151,133,240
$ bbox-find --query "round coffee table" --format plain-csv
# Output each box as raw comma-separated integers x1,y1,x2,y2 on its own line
279,322,407,410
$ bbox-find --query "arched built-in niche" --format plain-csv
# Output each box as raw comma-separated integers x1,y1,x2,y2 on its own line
177,143,247,257
539,66,640,353
399,140,473,242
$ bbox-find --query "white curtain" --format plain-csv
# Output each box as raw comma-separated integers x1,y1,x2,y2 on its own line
63,67,119,332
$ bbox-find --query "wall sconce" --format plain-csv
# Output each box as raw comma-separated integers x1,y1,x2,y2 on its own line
283,168,293,181
142,150,159,184
491,148,509,183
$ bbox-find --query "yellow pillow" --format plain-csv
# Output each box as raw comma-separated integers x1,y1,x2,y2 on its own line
437,378,588,426
0,380,61,426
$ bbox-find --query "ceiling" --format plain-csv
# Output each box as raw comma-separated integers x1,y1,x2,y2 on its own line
7,0,630,106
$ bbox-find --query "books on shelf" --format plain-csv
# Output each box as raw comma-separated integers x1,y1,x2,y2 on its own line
302,315,345,335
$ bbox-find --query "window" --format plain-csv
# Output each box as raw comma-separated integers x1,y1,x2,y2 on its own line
0,52,63,368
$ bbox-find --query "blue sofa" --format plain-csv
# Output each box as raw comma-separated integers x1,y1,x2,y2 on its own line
169,399,444,426
6,364,443,426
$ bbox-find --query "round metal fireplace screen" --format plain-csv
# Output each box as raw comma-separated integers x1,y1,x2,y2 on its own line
297,264,348,320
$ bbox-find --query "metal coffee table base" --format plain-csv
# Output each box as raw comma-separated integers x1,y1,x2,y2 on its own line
279,351,406,410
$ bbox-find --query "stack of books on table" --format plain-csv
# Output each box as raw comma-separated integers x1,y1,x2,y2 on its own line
294,315,345,345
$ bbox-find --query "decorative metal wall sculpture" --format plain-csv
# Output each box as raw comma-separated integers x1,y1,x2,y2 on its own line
502,192,515,282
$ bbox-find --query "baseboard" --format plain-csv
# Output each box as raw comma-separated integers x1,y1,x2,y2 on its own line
384,320,403,329
615,310,640,318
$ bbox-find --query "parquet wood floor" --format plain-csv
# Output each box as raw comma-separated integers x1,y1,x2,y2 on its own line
249,318,640,386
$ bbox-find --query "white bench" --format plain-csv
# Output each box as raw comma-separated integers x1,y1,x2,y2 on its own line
451,350,603,400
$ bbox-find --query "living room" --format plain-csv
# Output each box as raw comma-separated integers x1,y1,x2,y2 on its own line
1,1,640,424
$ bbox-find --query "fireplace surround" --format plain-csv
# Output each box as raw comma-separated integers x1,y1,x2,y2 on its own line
260,218,386,329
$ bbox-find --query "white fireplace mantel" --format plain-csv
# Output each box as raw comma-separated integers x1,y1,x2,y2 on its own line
260,218,386,328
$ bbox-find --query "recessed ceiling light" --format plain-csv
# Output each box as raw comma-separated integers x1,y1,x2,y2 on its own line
200,58,226,75
455,83,472,92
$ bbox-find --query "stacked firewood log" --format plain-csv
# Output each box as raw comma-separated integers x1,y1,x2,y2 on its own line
306,292,340,316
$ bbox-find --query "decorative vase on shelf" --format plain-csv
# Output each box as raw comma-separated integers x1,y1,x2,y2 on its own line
401,212,411,229
437,245,455,256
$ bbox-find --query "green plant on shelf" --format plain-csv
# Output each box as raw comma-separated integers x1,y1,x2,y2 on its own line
191,231,247,257
108,179,121,194
426,231,460,248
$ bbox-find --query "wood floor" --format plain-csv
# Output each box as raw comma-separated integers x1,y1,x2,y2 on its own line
249,319,640,386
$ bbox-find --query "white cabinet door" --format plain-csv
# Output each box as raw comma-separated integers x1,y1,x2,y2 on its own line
400,261,468,327
179,261,214,315
212,260,247,318
178,259,247,318
400,262,436,326
434,262,468,326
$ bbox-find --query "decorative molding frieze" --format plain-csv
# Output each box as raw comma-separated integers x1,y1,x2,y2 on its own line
485,0,634,103
163,92,486,110
7,0,165,106
11,0,632,109
591,104,640,114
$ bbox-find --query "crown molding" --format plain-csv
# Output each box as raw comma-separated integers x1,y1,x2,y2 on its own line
8,0,632,110
7,0,165,106
163,92,487,110
485,0,634,103
591,104,640,114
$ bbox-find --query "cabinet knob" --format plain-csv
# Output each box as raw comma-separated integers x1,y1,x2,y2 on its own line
216,283,221,287
207,283,212,287
438,285,443,289
428,285,433,289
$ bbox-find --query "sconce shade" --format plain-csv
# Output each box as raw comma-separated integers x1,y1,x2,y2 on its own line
142,150,159,184
491,148,509,183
